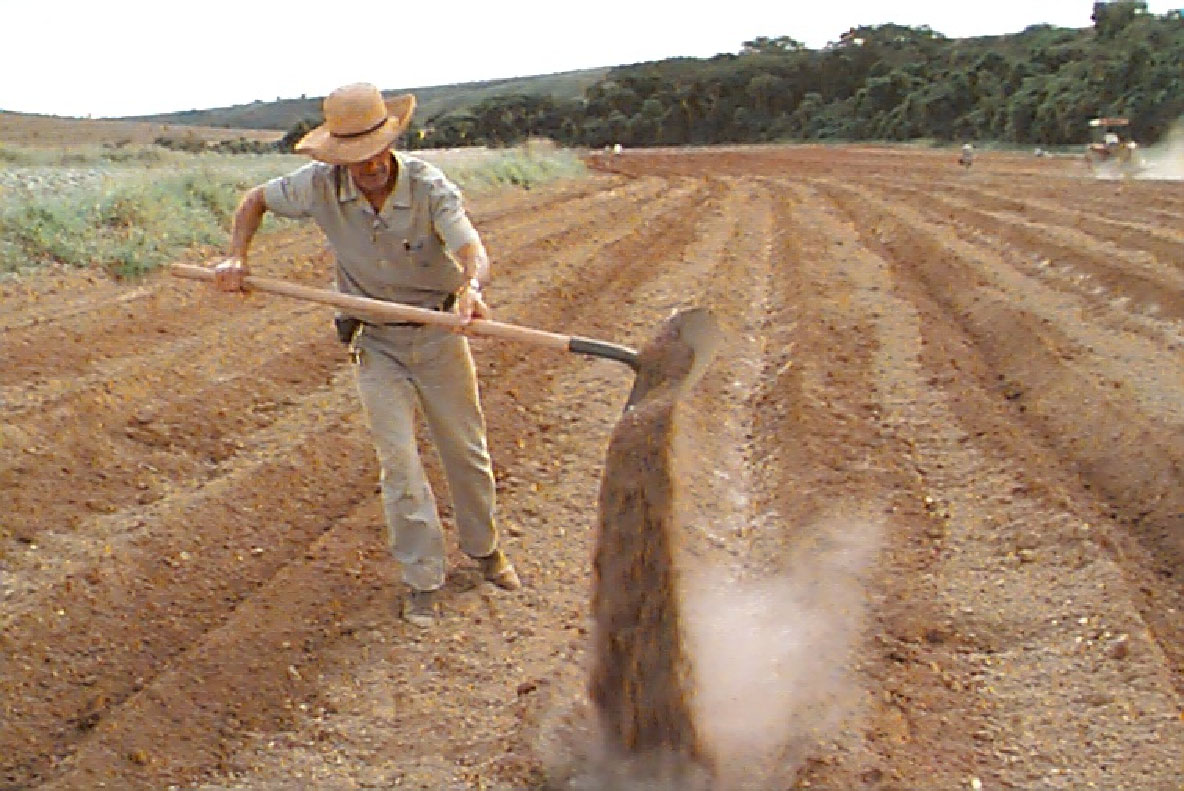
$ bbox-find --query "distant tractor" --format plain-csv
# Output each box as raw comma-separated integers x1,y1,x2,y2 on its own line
1084,117,1141,176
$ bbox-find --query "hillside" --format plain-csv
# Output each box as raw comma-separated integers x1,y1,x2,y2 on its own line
124,68,610,131
10,8,1184,152
123,11,1184,151
0,112,282,148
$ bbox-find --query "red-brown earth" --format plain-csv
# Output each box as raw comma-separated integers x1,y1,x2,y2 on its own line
1,145,1182,790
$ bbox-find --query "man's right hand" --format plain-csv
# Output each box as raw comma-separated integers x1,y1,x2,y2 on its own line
213,257,249,292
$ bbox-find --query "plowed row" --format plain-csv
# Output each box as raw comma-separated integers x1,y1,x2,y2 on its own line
1,146,1181,790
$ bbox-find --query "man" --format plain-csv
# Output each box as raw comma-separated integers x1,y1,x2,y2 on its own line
212,82,520,629
959,142,975,169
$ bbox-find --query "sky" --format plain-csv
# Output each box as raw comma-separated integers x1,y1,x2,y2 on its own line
1,0,1179,118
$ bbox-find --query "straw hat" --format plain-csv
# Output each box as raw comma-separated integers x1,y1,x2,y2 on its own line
294,83,416,164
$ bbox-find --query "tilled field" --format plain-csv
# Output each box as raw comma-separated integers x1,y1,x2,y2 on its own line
1,146,1182,790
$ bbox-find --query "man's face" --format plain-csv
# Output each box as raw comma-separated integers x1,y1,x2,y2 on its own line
347,148,393,193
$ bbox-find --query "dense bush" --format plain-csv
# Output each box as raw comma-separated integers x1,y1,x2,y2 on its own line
359,2,1183,149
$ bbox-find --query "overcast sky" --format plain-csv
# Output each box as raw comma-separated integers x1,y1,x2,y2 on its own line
2,0,1178,118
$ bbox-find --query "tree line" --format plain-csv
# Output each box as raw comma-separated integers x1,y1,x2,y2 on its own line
283,1,1184,151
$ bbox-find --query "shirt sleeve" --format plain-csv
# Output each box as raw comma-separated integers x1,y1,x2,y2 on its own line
425,171,481,254
263,162,326,219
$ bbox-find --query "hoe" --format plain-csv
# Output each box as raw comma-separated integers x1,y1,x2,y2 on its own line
171,263,643,371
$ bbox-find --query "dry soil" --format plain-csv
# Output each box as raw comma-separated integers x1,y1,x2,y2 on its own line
1,145,1182,790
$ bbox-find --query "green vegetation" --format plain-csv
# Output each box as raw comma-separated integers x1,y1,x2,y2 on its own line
439,142,586,190
420,2,1183,149
0,146,585,277
152,2,1183,150
0,143,170,167
0,152,302,278
154,136,278,155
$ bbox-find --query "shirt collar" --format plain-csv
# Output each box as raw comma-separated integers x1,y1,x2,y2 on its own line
390,151,411,208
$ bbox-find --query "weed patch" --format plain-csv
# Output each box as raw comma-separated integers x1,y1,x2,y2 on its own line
0,145,586,278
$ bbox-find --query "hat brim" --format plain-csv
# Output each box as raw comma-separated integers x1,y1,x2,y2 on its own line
294,94,416,164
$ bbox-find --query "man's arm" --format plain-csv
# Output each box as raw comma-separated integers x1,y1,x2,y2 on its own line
454,240,490,286
214,185,268,292
453,239,491,322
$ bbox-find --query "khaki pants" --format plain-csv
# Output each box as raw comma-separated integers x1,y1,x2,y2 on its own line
353,324,499,591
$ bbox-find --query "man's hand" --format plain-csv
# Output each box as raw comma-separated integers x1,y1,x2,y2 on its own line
213,257,249,292
453,241,491,325
455,280,490,324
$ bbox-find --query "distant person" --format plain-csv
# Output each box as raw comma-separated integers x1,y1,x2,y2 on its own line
211,82,520,629
959,142,975,169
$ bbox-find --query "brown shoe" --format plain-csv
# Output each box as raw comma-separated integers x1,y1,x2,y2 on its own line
477,549,521,591
403,587,438,628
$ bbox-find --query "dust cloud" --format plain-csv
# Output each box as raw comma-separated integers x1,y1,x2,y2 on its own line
683,515,880,789
1135,119,1184,180
539,515,880,791
1092,116,1184,181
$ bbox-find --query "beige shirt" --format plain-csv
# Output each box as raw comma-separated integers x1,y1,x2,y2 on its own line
264,152,480,310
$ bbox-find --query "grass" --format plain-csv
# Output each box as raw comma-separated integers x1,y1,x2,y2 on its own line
0,144,587,279
440,142,586,191
0,143,172,167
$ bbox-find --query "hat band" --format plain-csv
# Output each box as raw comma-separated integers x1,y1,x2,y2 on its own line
330,116,388,139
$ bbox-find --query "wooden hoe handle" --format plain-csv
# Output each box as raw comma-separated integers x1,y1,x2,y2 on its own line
170,263,639,370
